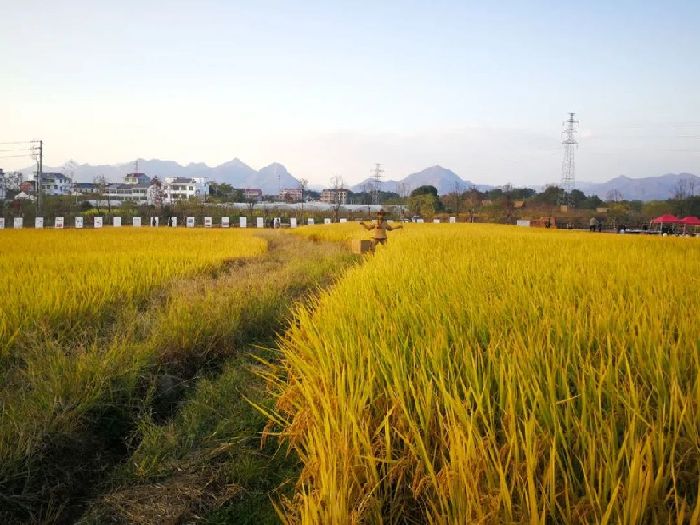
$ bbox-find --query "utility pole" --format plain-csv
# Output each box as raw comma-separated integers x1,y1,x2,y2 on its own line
276,164,280,199
298,178,308,222
330,175,344,222
31,140,43,214
559,113,578,207
371,163,383,206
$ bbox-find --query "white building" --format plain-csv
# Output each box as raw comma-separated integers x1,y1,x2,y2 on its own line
102,173,156,204
3,171,22,192
124,172,151,185
279,188,303,202
105,183,150,203
243,188,263,202
162,177,209,203
320,188,350,205
72,182,99,195
40,172,73,196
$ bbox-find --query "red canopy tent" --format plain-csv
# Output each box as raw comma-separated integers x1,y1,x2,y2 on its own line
678,216,700,235
651,214,680,224
650,214,680,235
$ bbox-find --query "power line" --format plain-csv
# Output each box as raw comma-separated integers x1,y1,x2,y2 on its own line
0,154,34,159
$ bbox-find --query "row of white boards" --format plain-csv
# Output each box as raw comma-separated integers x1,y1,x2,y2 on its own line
0,216,353,229
0,216,458,229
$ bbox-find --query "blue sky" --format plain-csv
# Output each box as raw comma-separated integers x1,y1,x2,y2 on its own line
2,0,699,186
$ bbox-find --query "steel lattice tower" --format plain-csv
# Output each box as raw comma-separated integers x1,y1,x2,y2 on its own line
371,163,383,205
560,112,579,205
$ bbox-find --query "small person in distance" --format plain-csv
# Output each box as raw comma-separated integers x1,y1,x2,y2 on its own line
360,209,402,247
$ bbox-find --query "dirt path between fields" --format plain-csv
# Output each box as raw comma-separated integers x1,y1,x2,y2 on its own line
63,233,356,525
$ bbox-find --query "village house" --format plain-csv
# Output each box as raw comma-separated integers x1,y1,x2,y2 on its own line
102,172,153,204
242,188,263,202
320,188,349,205
104,183,150,203
40,172,72,196
72,182,99,195
124,172,151,185
162,177,209,203
279,188,303,202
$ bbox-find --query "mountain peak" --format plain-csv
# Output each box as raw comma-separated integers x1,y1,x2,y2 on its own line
350,165,491,195
219,158,249,167
260,162,289,172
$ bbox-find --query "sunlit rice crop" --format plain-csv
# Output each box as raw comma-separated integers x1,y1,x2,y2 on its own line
0,228,266,360
270,224,700,524
287,220,410,245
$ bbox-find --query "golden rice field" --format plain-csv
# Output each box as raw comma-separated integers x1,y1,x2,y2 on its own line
1,228,286,522
273,223,700,523
0,229,266,360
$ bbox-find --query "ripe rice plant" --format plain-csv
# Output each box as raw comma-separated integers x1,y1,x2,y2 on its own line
0,229,266,362
270,224,700,524
289,220,409,246
0,228,267,515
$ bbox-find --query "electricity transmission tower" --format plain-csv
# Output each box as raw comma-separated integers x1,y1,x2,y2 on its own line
560,113,578,206
371,163,383,205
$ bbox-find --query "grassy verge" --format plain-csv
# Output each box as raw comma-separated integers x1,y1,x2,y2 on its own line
80,353,296,525
1,232,355,524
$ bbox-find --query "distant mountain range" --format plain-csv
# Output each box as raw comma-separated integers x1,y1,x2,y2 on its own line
19,158,299,195
17,159,699,201
575,173,699,201
351,166,494,195
351,166,698,201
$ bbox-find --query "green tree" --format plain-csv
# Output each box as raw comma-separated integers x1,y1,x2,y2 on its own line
533,185,562,206
511,187,536,200
579,194,603,209
568,189,587,207
408,193,441,217
410,185,439,198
